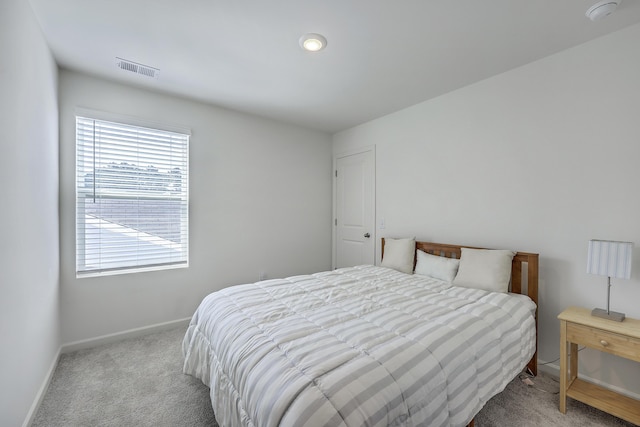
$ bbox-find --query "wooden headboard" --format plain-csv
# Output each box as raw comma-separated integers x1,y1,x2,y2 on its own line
381,238,539,376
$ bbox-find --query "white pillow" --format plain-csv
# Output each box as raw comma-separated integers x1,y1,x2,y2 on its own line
414,249,460,282
452,248,515,293
381,238,415,274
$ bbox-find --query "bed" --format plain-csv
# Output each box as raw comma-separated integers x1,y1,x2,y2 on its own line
183,239,539,427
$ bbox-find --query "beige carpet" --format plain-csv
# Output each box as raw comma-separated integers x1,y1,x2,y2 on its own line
32,327,636,427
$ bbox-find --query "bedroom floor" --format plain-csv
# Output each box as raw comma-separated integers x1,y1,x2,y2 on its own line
32,327,635,427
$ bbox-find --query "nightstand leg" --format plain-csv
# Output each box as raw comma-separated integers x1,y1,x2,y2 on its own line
559,320,567,413
569,343,578,383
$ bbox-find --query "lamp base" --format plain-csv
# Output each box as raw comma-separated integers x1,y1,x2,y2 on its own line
591,307,625,322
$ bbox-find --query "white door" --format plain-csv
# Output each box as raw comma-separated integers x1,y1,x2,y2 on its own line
334,148,375,268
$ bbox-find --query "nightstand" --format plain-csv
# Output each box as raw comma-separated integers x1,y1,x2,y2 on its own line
558,306,640,424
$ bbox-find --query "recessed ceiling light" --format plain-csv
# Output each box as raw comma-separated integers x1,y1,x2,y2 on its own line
299,33,327,52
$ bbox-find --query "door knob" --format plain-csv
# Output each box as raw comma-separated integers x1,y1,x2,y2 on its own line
364,233,370,238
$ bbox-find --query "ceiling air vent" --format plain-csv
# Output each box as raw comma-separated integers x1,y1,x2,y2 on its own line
116,57,160,79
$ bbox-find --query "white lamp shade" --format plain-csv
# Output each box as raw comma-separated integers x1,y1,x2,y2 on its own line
587,240,633,279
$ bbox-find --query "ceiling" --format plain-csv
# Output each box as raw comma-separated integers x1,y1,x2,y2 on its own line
28,0,640,133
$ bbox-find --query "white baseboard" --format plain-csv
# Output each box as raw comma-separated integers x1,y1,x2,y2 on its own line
22,347,61,427
537,359,640,401
61,317,192,353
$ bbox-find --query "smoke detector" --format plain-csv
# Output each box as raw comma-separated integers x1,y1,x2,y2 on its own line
586,1,621,21
116,57,160,79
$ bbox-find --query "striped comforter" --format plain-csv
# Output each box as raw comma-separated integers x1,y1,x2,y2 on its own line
182,265,536,427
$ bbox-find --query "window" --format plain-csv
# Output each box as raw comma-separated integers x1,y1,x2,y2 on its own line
76,116,189,276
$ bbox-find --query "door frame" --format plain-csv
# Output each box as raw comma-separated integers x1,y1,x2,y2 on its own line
332,145,376,269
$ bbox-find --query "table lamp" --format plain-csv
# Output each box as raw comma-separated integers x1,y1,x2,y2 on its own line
587,239,633,322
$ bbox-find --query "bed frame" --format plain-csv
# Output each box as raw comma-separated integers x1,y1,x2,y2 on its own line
381,238,539,377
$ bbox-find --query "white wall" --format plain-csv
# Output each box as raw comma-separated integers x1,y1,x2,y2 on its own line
334,23,640,397
0,0,60,425
59,70,333,343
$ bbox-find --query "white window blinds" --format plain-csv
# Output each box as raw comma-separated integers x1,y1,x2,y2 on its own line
76,116,189,276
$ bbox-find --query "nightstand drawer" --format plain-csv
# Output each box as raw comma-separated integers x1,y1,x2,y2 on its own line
566,323,640,362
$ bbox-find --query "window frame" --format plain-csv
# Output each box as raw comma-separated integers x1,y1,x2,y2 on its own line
75,110,190,278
